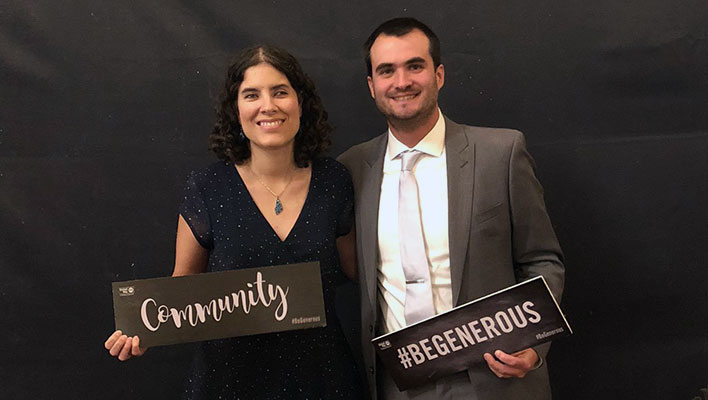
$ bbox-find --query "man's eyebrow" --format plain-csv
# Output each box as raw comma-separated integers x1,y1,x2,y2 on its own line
374,57,427,73
374,63,394,73
404,57,426,65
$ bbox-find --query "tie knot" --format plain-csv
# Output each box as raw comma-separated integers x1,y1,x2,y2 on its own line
399,150,424,171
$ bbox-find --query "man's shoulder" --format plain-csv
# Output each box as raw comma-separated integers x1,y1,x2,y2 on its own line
336,132,386,169
446,118,525,148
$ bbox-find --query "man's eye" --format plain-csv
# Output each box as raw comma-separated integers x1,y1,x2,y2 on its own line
409,64,423,71
379,69,393,76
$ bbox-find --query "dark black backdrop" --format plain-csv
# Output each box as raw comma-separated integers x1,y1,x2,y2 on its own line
2,1,707,399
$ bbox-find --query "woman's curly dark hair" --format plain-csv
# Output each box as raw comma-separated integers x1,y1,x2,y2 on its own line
210,45,332,167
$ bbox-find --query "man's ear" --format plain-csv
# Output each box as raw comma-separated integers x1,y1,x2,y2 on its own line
367,76,376,99
435,64,445,90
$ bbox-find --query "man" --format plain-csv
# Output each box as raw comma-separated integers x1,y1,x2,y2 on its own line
338,17,565,399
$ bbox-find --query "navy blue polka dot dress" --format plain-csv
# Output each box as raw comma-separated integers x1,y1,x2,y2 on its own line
179,157,363,399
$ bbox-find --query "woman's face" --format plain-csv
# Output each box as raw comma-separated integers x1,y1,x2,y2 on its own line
237,63,301,153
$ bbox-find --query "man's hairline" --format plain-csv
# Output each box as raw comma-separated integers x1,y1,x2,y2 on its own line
367,28,436,78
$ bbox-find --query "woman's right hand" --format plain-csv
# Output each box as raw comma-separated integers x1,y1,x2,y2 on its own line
104,330,148,361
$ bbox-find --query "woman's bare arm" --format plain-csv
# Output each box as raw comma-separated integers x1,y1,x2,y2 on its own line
173,214,208,277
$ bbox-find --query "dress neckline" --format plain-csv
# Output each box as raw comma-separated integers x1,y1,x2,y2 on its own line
229,160,315,243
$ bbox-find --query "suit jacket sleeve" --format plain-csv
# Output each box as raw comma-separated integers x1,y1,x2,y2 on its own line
508,131,565,359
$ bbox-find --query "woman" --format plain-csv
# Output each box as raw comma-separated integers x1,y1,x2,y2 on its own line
105,45,362,398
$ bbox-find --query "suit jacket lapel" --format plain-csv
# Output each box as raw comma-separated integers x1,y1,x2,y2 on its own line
359,133,387,314
445,117,475,306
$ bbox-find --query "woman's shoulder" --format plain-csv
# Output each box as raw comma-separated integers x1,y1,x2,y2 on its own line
312,157,351,179
185,161,234,187
311,157,353,198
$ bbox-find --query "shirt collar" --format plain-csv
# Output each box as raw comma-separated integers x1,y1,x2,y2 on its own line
386,109,446,160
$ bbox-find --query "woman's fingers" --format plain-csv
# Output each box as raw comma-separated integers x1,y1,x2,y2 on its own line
106,330,147,361
109,334,127,357
131,336,147,357
104,330,122,350
118,337,133,361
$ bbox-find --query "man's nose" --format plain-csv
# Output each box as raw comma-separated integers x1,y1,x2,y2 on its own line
393,70,412,90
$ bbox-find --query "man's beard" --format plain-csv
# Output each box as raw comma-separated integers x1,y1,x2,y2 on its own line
377,91,438,132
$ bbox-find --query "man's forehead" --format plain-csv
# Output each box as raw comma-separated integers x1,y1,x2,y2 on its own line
370,30,432,66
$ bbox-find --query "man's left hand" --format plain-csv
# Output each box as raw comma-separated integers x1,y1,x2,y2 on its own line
483,348,539,378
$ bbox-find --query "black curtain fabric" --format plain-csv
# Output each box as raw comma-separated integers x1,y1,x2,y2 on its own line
1,1,707,398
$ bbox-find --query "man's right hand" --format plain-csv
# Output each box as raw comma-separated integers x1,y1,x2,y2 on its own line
104,330,147,361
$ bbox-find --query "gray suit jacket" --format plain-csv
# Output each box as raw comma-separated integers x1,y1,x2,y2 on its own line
337,117,565,400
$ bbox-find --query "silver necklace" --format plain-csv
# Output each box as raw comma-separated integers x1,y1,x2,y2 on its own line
247,165,295,215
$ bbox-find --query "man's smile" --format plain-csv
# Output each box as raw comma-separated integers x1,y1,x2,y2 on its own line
390,93,420,101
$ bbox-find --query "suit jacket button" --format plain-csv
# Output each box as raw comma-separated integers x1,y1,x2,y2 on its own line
368,324,374,333
369,367,375,374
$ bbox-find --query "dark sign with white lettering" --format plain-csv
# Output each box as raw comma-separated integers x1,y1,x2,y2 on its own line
112,262,326,347
372,276,571,391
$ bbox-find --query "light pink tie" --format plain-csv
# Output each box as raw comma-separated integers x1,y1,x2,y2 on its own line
398,150,435,325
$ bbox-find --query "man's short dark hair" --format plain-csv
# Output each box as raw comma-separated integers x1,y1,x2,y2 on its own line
364,17,441,76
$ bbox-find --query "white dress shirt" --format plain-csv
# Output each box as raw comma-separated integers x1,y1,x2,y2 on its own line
377,110,452,333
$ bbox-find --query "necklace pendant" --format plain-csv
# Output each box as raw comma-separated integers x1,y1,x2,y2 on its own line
274,198,283,215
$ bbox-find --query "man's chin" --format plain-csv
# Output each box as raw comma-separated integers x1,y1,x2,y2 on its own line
384,108,422,122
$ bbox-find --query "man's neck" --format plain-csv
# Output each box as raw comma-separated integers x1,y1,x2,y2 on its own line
388,108,440,148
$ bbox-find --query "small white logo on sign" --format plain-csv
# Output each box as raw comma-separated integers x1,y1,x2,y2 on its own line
118,286,135,296
378,340,391,350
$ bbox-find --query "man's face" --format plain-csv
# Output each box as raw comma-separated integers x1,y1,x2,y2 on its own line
367,29,444,126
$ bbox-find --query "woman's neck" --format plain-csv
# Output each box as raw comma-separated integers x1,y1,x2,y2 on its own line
247,145,297,177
